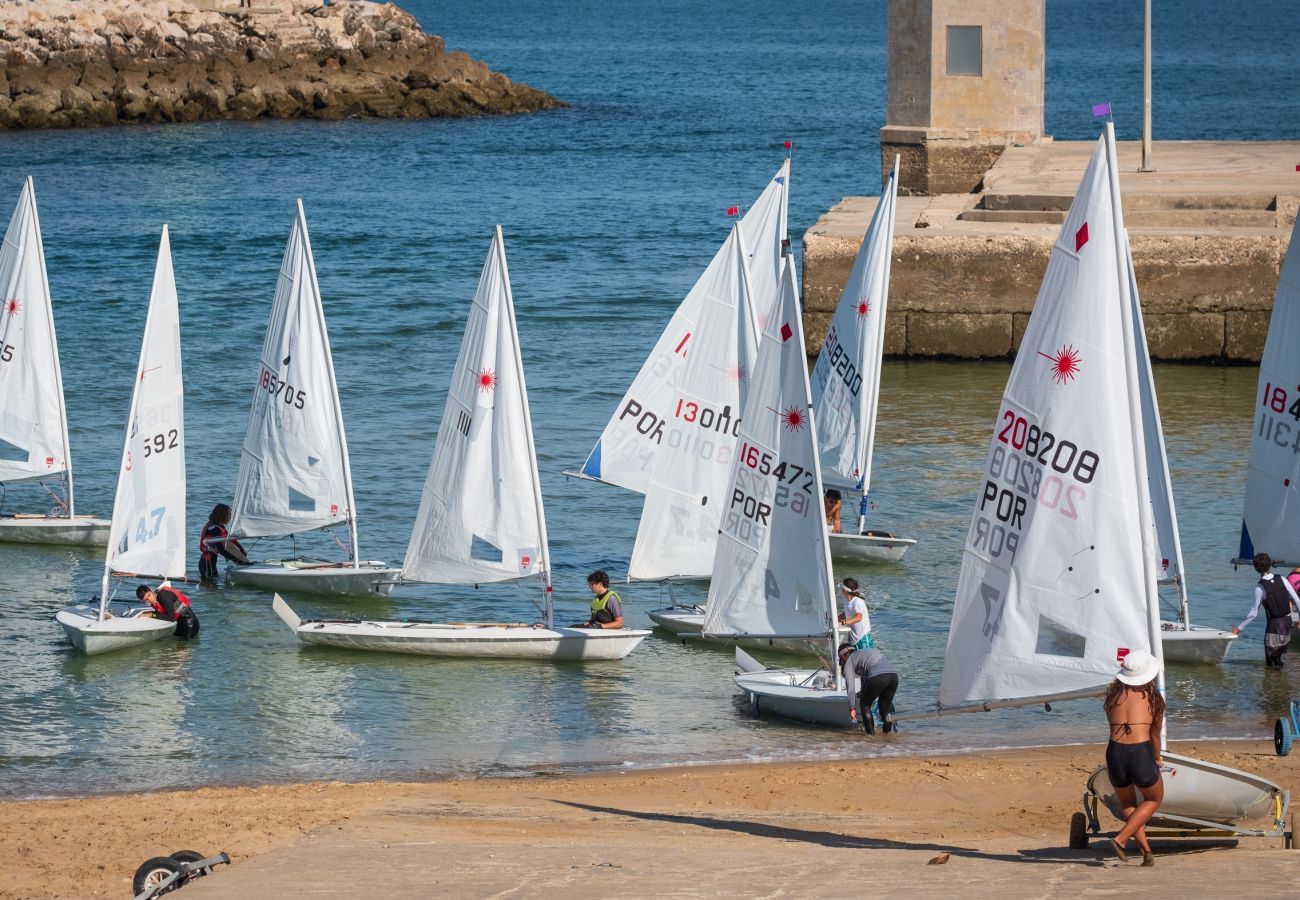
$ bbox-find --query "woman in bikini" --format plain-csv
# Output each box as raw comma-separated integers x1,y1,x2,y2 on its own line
1103,649,1166,866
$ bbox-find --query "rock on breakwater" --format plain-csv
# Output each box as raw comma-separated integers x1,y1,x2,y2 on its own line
0,0,563,129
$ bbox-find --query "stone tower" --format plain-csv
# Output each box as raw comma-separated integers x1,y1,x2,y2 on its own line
880,0,1045,195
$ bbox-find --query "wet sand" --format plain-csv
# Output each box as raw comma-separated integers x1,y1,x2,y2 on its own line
2,740,1295,899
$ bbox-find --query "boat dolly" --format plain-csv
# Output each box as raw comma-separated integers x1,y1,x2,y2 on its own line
132,850,230,898
1274,699,1299,756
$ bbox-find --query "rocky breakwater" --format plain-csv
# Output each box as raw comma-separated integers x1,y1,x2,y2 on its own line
0,0,562,129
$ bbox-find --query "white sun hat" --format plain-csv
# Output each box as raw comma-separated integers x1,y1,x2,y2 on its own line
1117,649,1159,685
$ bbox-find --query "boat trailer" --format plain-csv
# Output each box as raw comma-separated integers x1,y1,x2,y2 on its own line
132,850,230,898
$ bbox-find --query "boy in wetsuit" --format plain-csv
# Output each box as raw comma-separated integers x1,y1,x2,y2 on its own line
137,583,200,639
198,502,249,584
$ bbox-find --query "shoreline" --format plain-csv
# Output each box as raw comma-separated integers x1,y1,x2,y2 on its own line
3,738,1292,898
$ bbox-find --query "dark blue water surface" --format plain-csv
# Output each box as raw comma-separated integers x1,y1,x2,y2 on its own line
0,0,1297,797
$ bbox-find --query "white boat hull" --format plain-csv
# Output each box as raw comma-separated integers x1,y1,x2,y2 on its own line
1160,622,1237,664
227,560,400,597
648,607,825,655
0,515,111,546
1088,751,1286,829
730,650,854,728
828,531,915,563
273,595,649,660
55,601,176,655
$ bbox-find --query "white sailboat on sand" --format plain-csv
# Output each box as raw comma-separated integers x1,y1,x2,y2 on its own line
813,157,915,564
890,125,1285,839
57,228,187,655
274,227,650,660
704,251,856,721
228,201,399,597
0,177,110,546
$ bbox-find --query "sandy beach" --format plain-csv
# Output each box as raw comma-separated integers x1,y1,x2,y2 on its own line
2,739,1295,899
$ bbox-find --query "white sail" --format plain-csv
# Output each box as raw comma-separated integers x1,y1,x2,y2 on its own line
738,159,789,331
403,227,551,587
576,162,788,493
0,178,73,503
102,227,187,589
628,222,759,580
811,158,899,493
1239,214,1300,565
231,200,356,544
1126,235,1186,592
703,255,836,640
938,131,1160,708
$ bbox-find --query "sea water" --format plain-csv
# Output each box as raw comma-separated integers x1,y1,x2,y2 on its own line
0,0,1297,797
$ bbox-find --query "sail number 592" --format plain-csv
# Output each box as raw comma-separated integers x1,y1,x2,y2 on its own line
996,411,1098,484
141,429,179,458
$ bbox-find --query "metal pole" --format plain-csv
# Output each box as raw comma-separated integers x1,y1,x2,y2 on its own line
1141,0,1154,172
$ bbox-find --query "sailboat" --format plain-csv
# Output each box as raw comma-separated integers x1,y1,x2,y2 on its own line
0,177,110,546
887,124,1285,835
812,158,915,563
703,249,855,720
56,228,187,655
273,227,650,660
227,201,399,597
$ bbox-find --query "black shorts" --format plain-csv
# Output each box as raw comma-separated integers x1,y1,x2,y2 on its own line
1106,739,1160,790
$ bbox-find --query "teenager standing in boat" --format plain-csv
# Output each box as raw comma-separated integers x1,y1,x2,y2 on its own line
197,502,249,584
575,570,624,629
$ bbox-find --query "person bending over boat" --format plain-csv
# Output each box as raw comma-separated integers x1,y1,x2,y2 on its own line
137,583,200,639
1231,553,1300,669
837,642,897,735
1103,649,1165,867
197,502,249,584
837,579,874,649
573,570,624,629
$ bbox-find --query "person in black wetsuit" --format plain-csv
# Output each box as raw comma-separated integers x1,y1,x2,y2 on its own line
197,503,249,584
1103,649,1165,866
137,583,200,639
1232,553,1300,668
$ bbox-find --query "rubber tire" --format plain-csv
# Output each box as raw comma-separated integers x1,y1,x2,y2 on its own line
1275,717,1293,756
1068,812,1089,850
169,849,208,877
133,857,183,896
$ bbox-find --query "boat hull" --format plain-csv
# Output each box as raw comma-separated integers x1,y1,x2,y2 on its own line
732,658,854,728
648,607,825,655
0,515,111,546
56,602,176,655
1160,622,1237,664
227,560,400,597
828,532,915,563
274,595,648,660
1088,751,1286,829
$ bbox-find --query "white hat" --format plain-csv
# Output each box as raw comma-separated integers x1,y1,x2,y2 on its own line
1116,649,1159,685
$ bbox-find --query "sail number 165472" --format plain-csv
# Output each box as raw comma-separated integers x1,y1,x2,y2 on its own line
737,442,815,493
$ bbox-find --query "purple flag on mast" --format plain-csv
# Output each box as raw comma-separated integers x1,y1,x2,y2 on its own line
1091,101,1112,118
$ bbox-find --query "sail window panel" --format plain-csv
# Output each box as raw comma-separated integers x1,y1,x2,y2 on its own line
287,486,316,512
1034,613,1087,659
0,434,29,462
470,534,503,564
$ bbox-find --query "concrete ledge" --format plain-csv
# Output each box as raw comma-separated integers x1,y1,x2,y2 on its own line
803,140,1297,362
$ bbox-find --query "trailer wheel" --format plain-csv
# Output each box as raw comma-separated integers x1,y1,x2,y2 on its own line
133,857,183,896
169,850,209,877
1275,718,1293,757
1069,812,1089,850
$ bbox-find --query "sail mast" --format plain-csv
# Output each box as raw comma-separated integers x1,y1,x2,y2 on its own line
497,226,554,627
1103,123,1167,747
296,199,360,567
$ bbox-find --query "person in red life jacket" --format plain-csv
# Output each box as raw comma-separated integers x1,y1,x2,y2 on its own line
198,502,249,584
137,583,200,639
1232,553,1300,668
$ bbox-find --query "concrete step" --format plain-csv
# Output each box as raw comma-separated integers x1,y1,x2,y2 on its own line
960,206,1277,227
983,191,1277,213
958,208,1064,224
